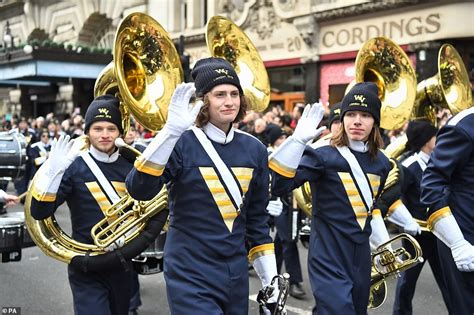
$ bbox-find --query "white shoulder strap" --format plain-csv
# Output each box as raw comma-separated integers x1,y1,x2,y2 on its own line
81,152,121,204
336,146,374,211
191,127,243,210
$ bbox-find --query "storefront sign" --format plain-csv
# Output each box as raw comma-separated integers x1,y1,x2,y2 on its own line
319,2,474,55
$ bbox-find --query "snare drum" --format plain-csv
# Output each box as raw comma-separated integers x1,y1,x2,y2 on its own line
0,216,24,252
132,232,166,275
0,131,27,180
5,211,36,248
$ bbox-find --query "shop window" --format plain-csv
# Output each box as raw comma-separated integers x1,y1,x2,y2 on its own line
268,66,305,93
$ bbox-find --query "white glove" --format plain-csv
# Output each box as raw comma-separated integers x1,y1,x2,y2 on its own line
48,135,82,175
253,254,279,303
387,202,421,236
369,212,390,251
404,220,422,236
137,83,203,170
32,135,82,201
104,235,125,252
431,213,474,272
292,103,326,144
267,198,283,217
165,82,203,137
268,103,326,175
451,240,474,272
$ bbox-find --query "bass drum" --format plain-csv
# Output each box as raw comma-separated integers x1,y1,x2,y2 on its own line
132,231,166,275
0,131,27,180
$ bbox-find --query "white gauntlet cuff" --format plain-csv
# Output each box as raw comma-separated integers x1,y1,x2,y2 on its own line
387,201,417,228
32,160,65,202
430,210,465,248
134,126,180,176
370,212,390,251
253,254,278,287
268,137,306,178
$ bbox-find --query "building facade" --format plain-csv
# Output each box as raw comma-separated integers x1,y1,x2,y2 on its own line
0,0,472,119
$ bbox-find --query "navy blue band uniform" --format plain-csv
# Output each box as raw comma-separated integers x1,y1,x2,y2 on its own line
126,128,273,315
30,153,134,315
270,142,390,314
29,141,51,177
421,107,474,315
392,151,451,314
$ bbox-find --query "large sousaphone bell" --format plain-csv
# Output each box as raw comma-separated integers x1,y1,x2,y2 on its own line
355,37,418,131
24,12,178,264
413,43,472,125
206,15,270,112
95,13,183,132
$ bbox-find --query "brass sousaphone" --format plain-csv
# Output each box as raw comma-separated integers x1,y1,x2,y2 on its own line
206,15,270,112
24,12,181,263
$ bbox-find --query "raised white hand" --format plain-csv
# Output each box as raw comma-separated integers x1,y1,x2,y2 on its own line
293,103,326,144
166,82,203,136
48,135,81,174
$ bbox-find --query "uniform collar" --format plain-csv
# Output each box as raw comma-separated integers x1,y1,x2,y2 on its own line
417,151,430,164
89,145,119,163
348,139,369,153
202,122,234,144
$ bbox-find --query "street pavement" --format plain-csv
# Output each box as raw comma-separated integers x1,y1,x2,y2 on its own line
1,193,448,314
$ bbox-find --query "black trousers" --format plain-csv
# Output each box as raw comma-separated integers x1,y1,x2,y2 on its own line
68,263,133,315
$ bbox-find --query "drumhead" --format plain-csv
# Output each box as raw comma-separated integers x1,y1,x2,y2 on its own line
0,216,24,228
0,131,27,180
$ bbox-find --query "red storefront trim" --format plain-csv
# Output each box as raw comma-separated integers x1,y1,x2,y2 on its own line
264,58,302,68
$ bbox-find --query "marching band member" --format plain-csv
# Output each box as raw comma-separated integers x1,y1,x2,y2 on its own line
269,82,391,314
327,102,342,135
29,129,51,177
387,120,451,314
126,57,280,314
30,95,135,315
421,107,474,315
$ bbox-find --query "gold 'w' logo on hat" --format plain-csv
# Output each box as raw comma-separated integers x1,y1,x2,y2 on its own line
354,94,366,103
215,68,229,75
334,108,341,115
98,108,109,115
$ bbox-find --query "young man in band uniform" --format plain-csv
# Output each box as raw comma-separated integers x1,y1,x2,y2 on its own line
269,82,391,314
421,107,474,315
126,57,280,314
30,95,134,315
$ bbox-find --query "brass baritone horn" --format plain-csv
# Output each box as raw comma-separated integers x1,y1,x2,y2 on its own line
368,233,423,309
